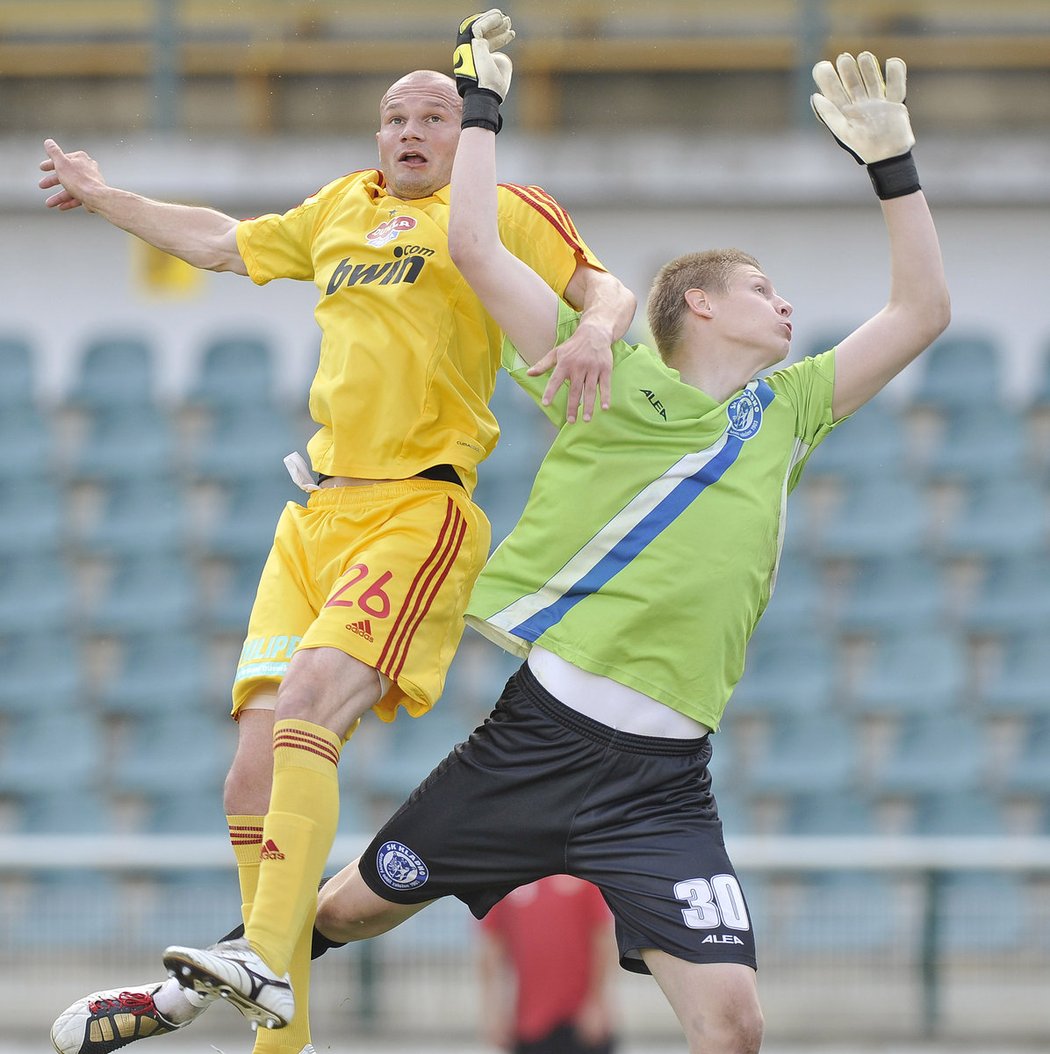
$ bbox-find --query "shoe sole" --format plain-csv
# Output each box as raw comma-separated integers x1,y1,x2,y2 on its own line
162,950,289,1031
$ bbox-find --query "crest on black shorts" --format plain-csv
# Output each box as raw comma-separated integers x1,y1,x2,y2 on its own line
376,840,429,890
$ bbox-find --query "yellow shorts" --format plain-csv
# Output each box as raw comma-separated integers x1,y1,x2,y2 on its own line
232,479,490,722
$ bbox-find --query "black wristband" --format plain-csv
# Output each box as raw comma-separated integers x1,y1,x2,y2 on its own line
461,88,502,134
867,151,921,200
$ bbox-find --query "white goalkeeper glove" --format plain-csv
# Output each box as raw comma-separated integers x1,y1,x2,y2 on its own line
811,51,920,199
454,9,514,132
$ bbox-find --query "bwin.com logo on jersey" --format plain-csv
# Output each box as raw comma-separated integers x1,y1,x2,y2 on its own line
376,840,429,891
726,388,763,440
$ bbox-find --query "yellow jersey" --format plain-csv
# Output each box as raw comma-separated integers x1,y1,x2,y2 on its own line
236,171,603,493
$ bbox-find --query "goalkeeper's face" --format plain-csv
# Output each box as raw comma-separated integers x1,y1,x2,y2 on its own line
377,71,463,200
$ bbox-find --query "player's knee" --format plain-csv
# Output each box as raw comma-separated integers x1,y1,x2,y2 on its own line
316,870,406,943
691,992,763,1054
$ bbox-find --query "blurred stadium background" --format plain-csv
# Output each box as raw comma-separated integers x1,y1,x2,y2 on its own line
0,1,1049,1050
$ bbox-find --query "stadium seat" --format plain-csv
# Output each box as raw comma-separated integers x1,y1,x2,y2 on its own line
0,632,84,717
780,872,900,954
67,335,157,411
869,713,985,797
0,553,75,635
0,404,58,481
1000,716,1050,797
0,477,67,559
910,333,1004,410
783,791,879,836
729,628,838,717
835,554,949,634
187,334,279,410
67,404,180,483
75,476,190,558
803,396,909,481
18,788,113,834
93,629,215,718
0,710,100,796
753,552,829,637
0,334,39,409
979,631,1050,716
935,872,1028,955
849,628,969,717
87,553,198,634
934,477,1049,560
909,792,1008,836
198,476,301,561
747,713,861,795
818,476,931,558
186,404,305,485
110,712,235,797
203,554,266,635
3,872,122,949
915,405,1031,484
960,555,1050,636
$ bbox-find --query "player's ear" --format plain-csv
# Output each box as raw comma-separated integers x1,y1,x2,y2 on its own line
684,288,714,317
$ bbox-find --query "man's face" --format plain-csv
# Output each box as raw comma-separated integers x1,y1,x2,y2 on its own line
376,72,462,200
712,266,794,366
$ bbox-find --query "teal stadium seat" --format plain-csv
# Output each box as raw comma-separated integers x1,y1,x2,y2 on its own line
935,476,1049,560
747,713,860,795
188,335,278,410
784,791,879,836
780,872,900,954
187,404,305,485
204,554,265,634
0,632,84,717
803,396,908,481
909,792,1007,836
0,478,66,558
819,476,931,558
753,553,829,637
0,553,74,635
67,404,179,483
67,335,157,410
835,554,949,634
961,555,1050,636
979,631,1050,716
88,553,198,634
729,627,837,717
0,710,99,796
0,404,58,481
849,629,969,717
110,712,235,798
869,713,985,797
1001,715,1050,798
916,404,1031,484
93,629,214,718
0,334,39,409
910,333,1003,411
199,476,301,561
75,477,190,558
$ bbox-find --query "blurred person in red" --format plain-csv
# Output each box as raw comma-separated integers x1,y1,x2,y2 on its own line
479,875,619,1054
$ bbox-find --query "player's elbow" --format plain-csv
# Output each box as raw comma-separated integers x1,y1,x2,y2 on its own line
448,226,487,285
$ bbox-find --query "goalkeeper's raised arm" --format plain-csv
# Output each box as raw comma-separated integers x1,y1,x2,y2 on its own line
813,51,951,420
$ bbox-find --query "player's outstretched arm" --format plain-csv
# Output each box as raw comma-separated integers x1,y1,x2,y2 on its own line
450,11,635,421
448,12,562,364
39,139,247,274
811,52,950,420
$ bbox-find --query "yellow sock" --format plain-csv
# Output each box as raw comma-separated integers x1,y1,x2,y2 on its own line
251,901,316,1054
246,719,342,976
228,814,264,924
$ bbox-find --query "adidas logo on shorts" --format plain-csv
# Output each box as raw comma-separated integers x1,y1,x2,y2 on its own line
347,619,374,641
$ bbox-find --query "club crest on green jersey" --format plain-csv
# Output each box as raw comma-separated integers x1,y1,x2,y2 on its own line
726,387,763,440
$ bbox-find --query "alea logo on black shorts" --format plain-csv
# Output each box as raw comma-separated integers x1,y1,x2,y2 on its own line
376,840,429,890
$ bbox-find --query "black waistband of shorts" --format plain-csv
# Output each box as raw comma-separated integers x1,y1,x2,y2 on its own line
317,463,462,487
514,662,709,758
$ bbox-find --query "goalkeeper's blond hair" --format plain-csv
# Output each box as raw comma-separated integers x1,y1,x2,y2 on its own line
647,248,760,362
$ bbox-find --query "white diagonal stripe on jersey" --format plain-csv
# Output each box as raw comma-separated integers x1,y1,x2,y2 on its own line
486,429,732,635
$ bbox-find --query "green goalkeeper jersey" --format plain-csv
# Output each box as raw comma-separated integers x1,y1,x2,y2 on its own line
466,302,839,730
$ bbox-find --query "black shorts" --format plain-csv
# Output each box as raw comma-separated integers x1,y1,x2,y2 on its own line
358,663,757,974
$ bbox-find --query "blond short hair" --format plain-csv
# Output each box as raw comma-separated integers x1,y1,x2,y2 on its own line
646,248,761,361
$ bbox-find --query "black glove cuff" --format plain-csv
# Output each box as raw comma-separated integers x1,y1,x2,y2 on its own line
461,88,503,134
867,152,921,200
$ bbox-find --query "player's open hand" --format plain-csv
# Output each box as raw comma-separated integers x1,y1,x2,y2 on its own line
811,52,914,164
39,139,104,211
528,319,613,424
454,10,514,101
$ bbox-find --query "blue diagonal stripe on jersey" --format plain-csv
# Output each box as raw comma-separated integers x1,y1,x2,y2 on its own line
507,380,775,642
